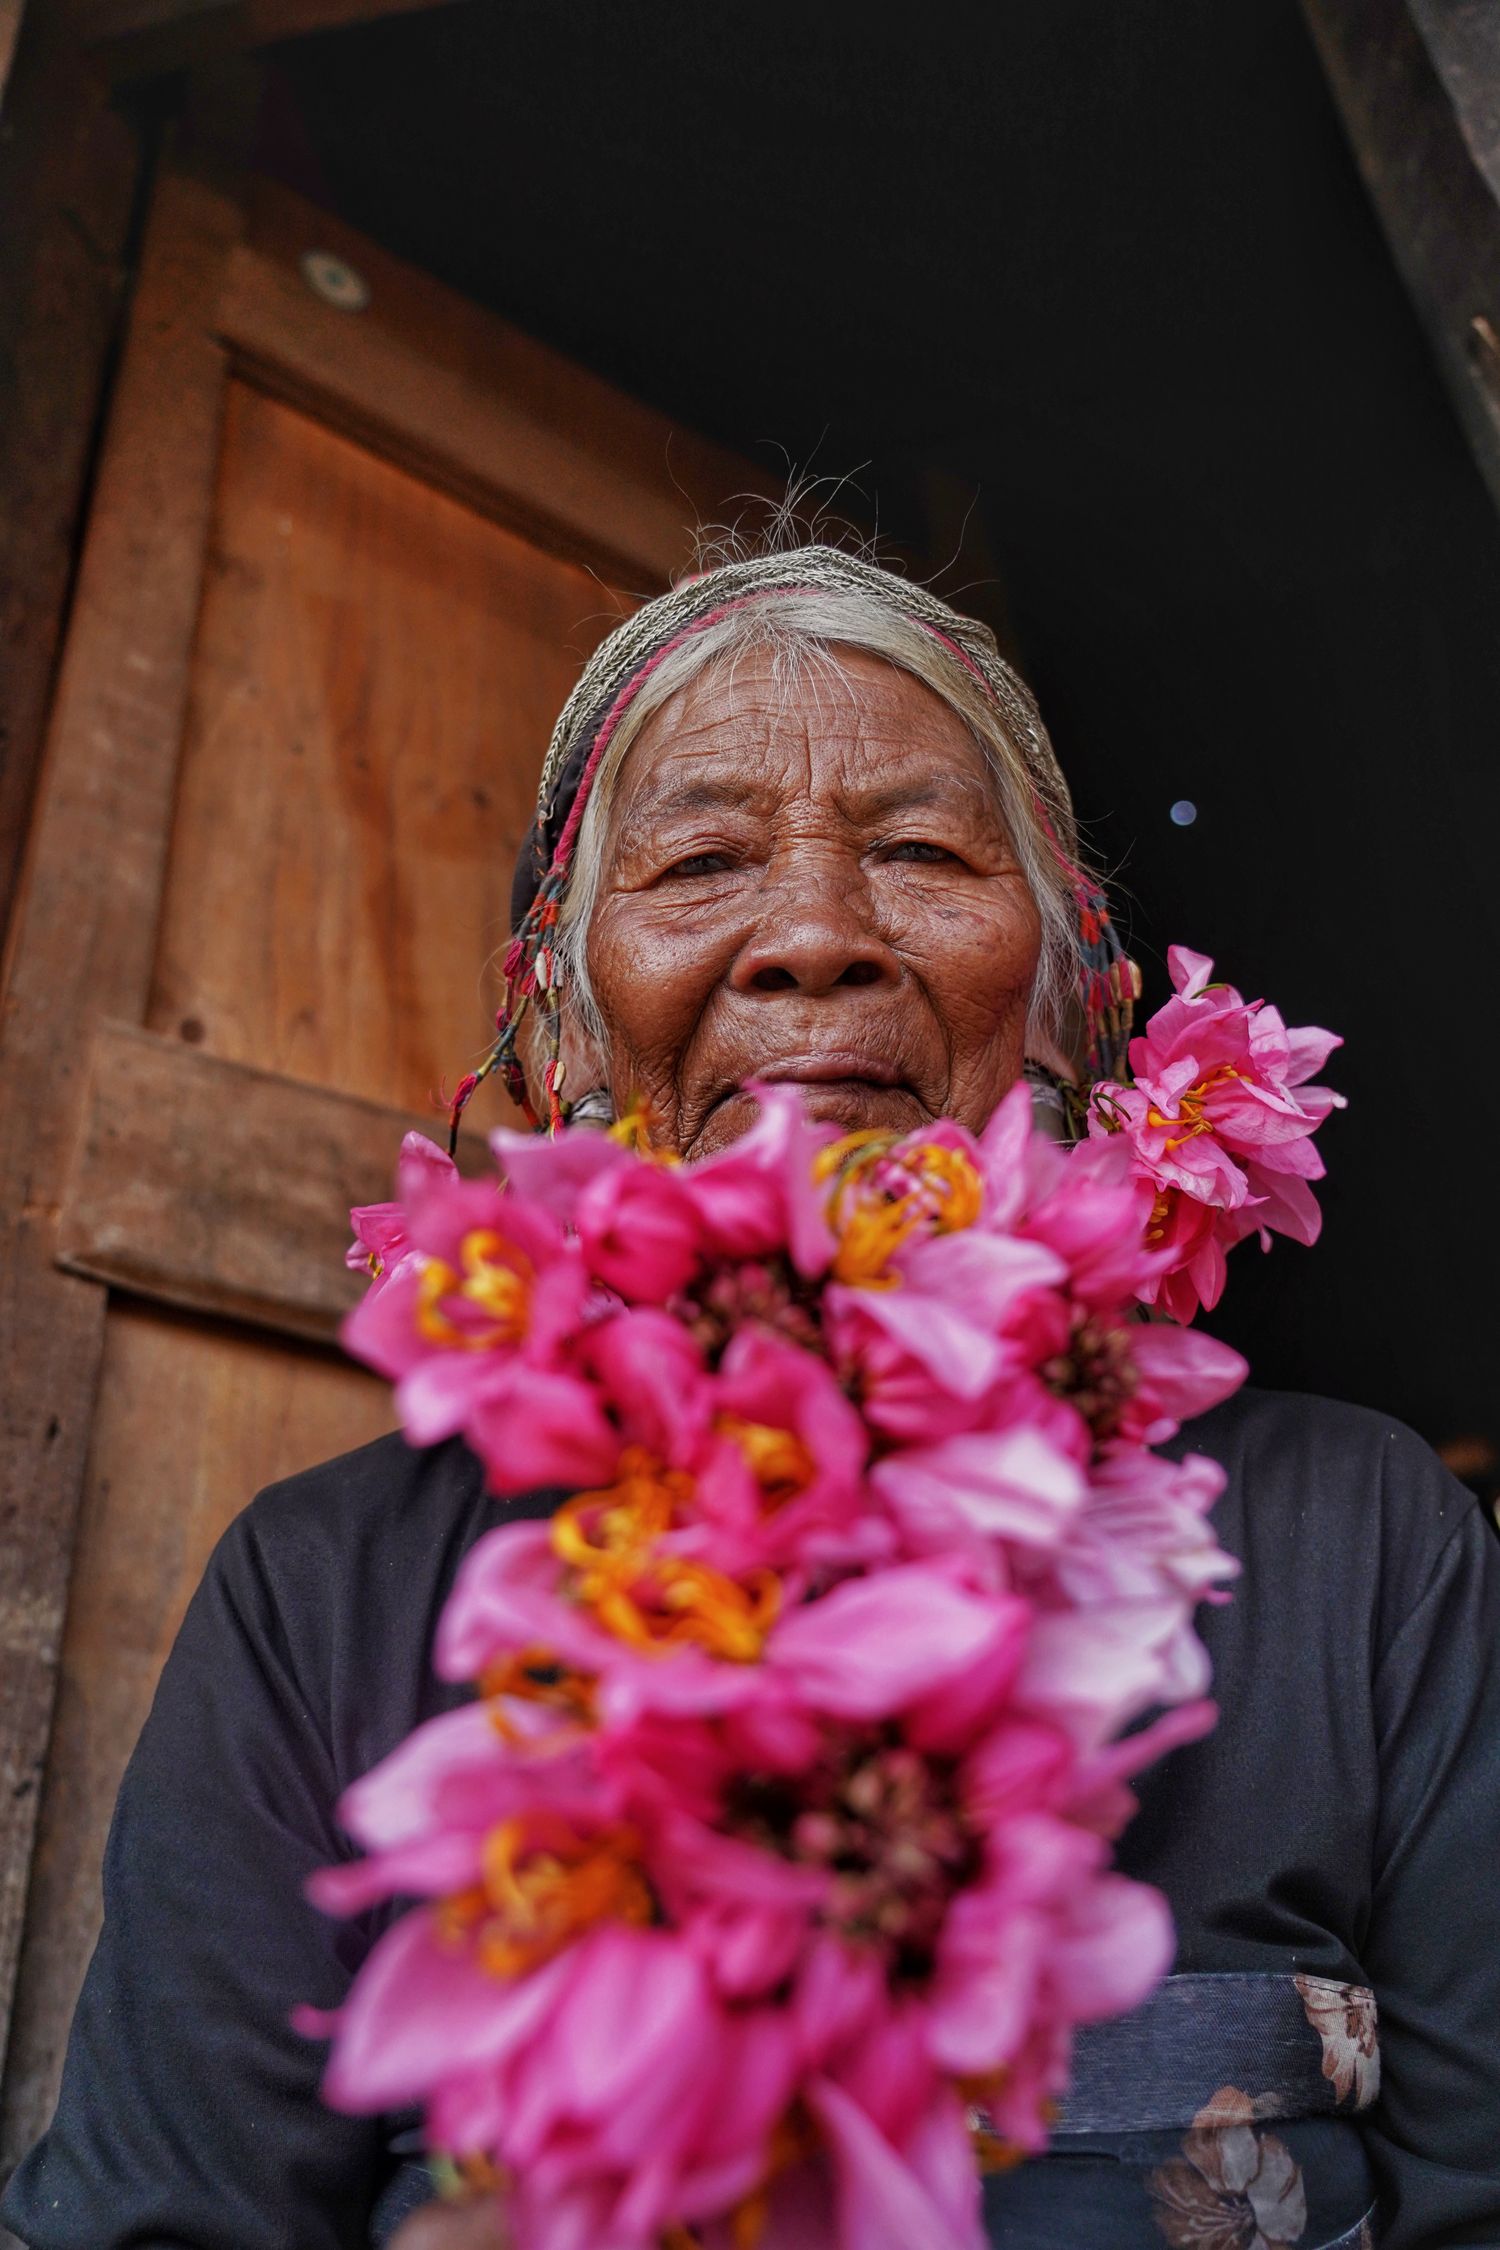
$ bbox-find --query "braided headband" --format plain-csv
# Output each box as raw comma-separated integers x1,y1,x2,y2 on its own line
451,548,1137,1148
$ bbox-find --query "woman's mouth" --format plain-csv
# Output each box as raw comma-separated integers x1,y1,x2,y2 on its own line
684,1056,928,1158
756,1055,906,1089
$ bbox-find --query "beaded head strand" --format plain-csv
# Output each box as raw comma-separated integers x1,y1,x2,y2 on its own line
448,548,1137,1152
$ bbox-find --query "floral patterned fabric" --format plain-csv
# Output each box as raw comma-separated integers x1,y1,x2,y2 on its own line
976,1973,1381,2248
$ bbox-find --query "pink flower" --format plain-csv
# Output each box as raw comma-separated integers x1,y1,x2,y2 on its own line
312,1897,579,2117
1141,1192,1226,1329
307,1679,991,2244
955,1090,1167,1311
342,1156,619,1490
307,1559,1197,2245
345,1131,457,1287
434,1446,973,1741
871,1424,1087,1563
578,1305,712,1457
807,2071,982,2250
1122,1321,1248,1445
825,1229,1065,1444
1017,1601,1200,1750
488,1121,633,1223
765,1561,1029,1741
461,1363,621,1493
306,1702,605,1922
1023,1448,1239,1707
1089,947,1343,1319
433,1516,765,1727
1012,1131,1170,1313
684,1326,876,1575
656,1817,830,1999
351,1173,577,1370
683,1082,839,1276
574,1159,706,1304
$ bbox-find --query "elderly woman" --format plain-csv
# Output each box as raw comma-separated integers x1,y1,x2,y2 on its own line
5,548,1499,2250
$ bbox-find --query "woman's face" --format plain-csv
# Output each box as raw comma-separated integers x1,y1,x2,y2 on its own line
581,644,1043,1159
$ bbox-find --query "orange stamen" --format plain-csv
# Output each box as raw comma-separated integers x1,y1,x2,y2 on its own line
815,1131,985,1286
580,1547,780,1663
416,1228,533,1350
1147,1065,1241,1153
607,1095,681,1163
961,2069,1032,2174
719,2107,816,2250
716,1414,816,1505
1145,1187,1173,1243
429,2150,507,2204
441,1816,653,1980
917,1143,986,1232
478,1647,596,1732
731,2191,769,2250
551,1450,781,1662
970,2124,1027,2175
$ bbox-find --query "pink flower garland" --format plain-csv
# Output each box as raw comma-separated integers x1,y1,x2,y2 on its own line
1088,947,1345,1324
305,954,1341,2250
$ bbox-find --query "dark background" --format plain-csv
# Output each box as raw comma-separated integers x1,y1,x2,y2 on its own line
266,0,1500,1464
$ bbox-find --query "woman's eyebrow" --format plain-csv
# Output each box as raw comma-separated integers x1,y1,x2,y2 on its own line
848,774,993,820
624,774,763,823
606,775,757,866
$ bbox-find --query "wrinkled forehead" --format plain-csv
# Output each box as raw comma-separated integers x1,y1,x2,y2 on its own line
607,641,999,825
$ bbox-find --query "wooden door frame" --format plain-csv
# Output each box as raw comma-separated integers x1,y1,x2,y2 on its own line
0,6,519,968
1301,0,1500,516
0,0,150,956
0,73,259,2095
0,69,770,2095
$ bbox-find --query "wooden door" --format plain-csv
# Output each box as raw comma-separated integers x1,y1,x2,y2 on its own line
0,85,768,2186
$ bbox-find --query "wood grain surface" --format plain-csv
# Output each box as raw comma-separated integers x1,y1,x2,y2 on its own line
57,1020,489,1340
0,1303,394,2174
145,375,618,1114
0,111,252,2094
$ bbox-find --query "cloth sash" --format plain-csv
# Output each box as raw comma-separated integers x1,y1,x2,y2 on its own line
1054,1971,1381,2133
369,1971,1382,2247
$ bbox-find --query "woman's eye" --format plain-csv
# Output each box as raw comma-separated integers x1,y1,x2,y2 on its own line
886,839,957,864
663,850,733,879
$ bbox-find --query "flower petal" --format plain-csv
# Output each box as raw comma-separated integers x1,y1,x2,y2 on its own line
807,2075,982,2250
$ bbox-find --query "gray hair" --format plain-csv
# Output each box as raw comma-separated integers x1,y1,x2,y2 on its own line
548,587,1088,1073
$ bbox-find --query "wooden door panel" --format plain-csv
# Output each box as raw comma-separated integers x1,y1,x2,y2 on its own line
148,376,617,1114
0,1302,393,2164
220,176,753,584
8,379,627,2150
0,133,258,2145
0,112,765,2191
56,1023,492,1344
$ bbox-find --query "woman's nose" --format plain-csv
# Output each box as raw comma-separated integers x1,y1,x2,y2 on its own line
729,863,899,997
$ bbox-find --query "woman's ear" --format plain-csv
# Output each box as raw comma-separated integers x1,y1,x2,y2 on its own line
557,1005,608,1111
1024,1026,1081,1083
1026,990,1089,1085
